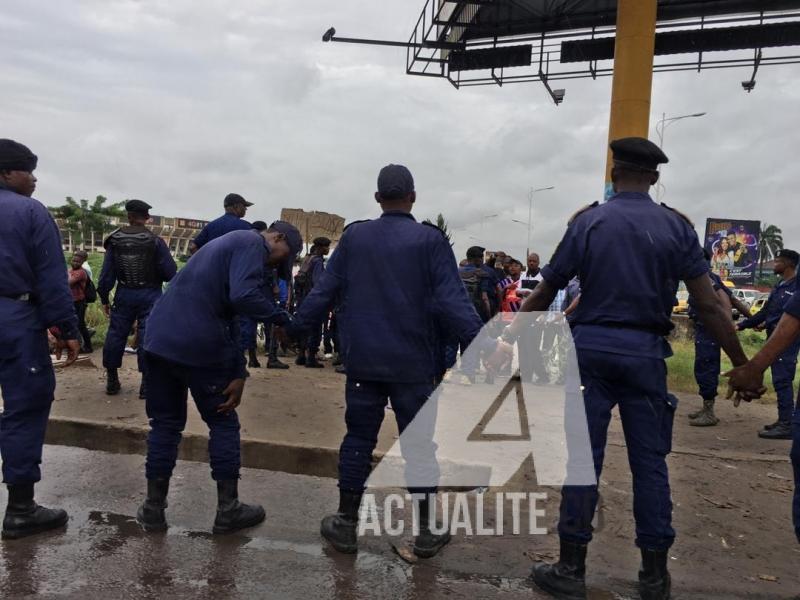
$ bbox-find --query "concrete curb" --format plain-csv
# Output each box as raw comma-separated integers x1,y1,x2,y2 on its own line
45,417,342,479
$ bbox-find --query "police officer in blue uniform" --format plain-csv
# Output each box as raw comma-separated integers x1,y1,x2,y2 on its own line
294,237,331,368
0,139,80,539
136,222,301,534
239,220,270,369
687,251,751,427
290,164,491,558
737,249,799,439
727,289,800,550
190,193,253,254
493,138,748,600
98,200,177,398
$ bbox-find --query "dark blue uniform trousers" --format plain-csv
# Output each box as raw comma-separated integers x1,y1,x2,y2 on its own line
144,353,241,481
103,288,161,372
559,349,677,551
0,323,55,484
340,379,439,494
238,316,257,352
793,413,800,544
770,337,800,423
694,326,721,400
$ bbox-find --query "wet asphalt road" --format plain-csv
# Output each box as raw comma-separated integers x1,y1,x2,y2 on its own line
0,447,546,600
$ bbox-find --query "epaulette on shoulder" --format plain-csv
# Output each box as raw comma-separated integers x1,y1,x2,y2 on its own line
660,202,694,226
568,201,599,225
103,228,121,249
343,219,370,232
422,221,448,238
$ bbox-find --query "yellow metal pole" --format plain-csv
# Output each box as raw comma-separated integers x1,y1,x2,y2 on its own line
604,0,658,198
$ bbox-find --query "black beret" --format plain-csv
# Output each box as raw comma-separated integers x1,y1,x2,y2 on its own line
0,139,38,173
313,236,332,247
125,199,152,214
778,249,799,265
224,193,253,207
610,137,669,171
377,164,415,200
466,245,485,259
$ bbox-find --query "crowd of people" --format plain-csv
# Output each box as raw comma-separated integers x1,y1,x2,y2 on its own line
1,135,799,600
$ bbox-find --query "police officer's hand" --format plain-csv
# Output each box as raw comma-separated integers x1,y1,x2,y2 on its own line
485,341,513,373
724,363,767,405
217,378,246,414
56,339,81,367
102,304,111,318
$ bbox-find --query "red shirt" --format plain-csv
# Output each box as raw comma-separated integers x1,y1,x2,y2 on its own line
68,268,87,302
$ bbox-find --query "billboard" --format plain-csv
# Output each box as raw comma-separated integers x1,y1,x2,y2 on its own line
704,219,760,286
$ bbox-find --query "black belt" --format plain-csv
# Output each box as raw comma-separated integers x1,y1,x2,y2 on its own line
1,293,30,302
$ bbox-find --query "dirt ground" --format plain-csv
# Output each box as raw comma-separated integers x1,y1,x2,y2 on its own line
30,353,800,597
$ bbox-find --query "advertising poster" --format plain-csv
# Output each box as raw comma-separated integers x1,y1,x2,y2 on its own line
704,218,760,286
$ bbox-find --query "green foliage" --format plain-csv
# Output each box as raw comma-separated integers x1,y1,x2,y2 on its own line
49,195,126,248
758,223,783,278
423,213,453,247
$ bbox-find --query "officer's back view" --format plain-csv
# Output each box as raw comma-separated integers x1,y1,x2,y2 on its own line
98,200,176,397
0,139,80,539
291,165,488,558
492,138,749,600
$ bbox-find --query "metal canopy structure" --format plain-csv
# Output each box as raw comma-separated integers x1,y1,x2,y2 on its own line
404,0,800,97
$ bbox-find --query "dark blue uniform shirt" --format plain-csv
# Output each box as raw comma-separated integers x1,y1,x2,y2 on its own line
785,289,800,320
145,230,288,378
739,277,797,333
0,186,78,338
293,212,485,383
193,213,251,250
541,192,708,358
688,272,731,321
97,237,177,304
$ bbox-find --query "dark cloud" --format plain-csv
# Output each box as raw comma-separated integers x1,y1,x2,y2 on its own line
2,0,798,260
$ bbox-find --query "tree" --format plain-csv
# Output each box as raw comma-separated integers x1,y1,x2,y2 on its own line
49,195,125,249
423,213,453,247
758,223,784,277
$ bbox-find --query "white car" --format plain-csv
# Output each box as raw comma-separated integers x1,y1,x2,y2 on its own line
732,288,759,308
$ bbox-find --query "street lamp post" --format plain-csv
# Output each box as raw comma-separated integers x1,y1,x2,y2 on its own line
654,111,706,200
525,186,554,257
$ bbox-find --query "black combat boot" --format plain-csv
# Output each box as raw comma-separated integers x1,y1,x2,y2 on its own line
759,420,792,440
531,539,587,600
295,350,307,366
138,379,147,400
413,494,451,558
320,489,362,554
136,478,169,532
247,349,261,369
305,353,325,369
2,483,68,540
267,357,290,369
106,368,121,395
212,479,265,534
332,354,343,367
638,548,671,600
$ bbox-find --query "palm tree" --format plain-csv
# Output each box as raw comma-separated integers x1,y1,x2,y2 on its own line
423,213,453,246
758,223,784,277
49,196,125,250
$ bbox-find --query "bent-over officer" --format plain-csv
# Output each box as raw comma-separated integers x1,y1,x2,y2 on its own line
136,222,301,534
98,200,177,398
492,138,748,600
0,139,80,539
290,165,491,558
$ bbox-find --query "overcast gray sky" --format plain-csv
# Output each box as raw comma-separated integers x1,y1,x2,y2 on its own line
3,1,799,261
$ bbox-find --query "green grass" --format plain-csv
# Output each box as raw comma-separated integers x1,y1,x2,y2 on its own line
666,330,800,404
